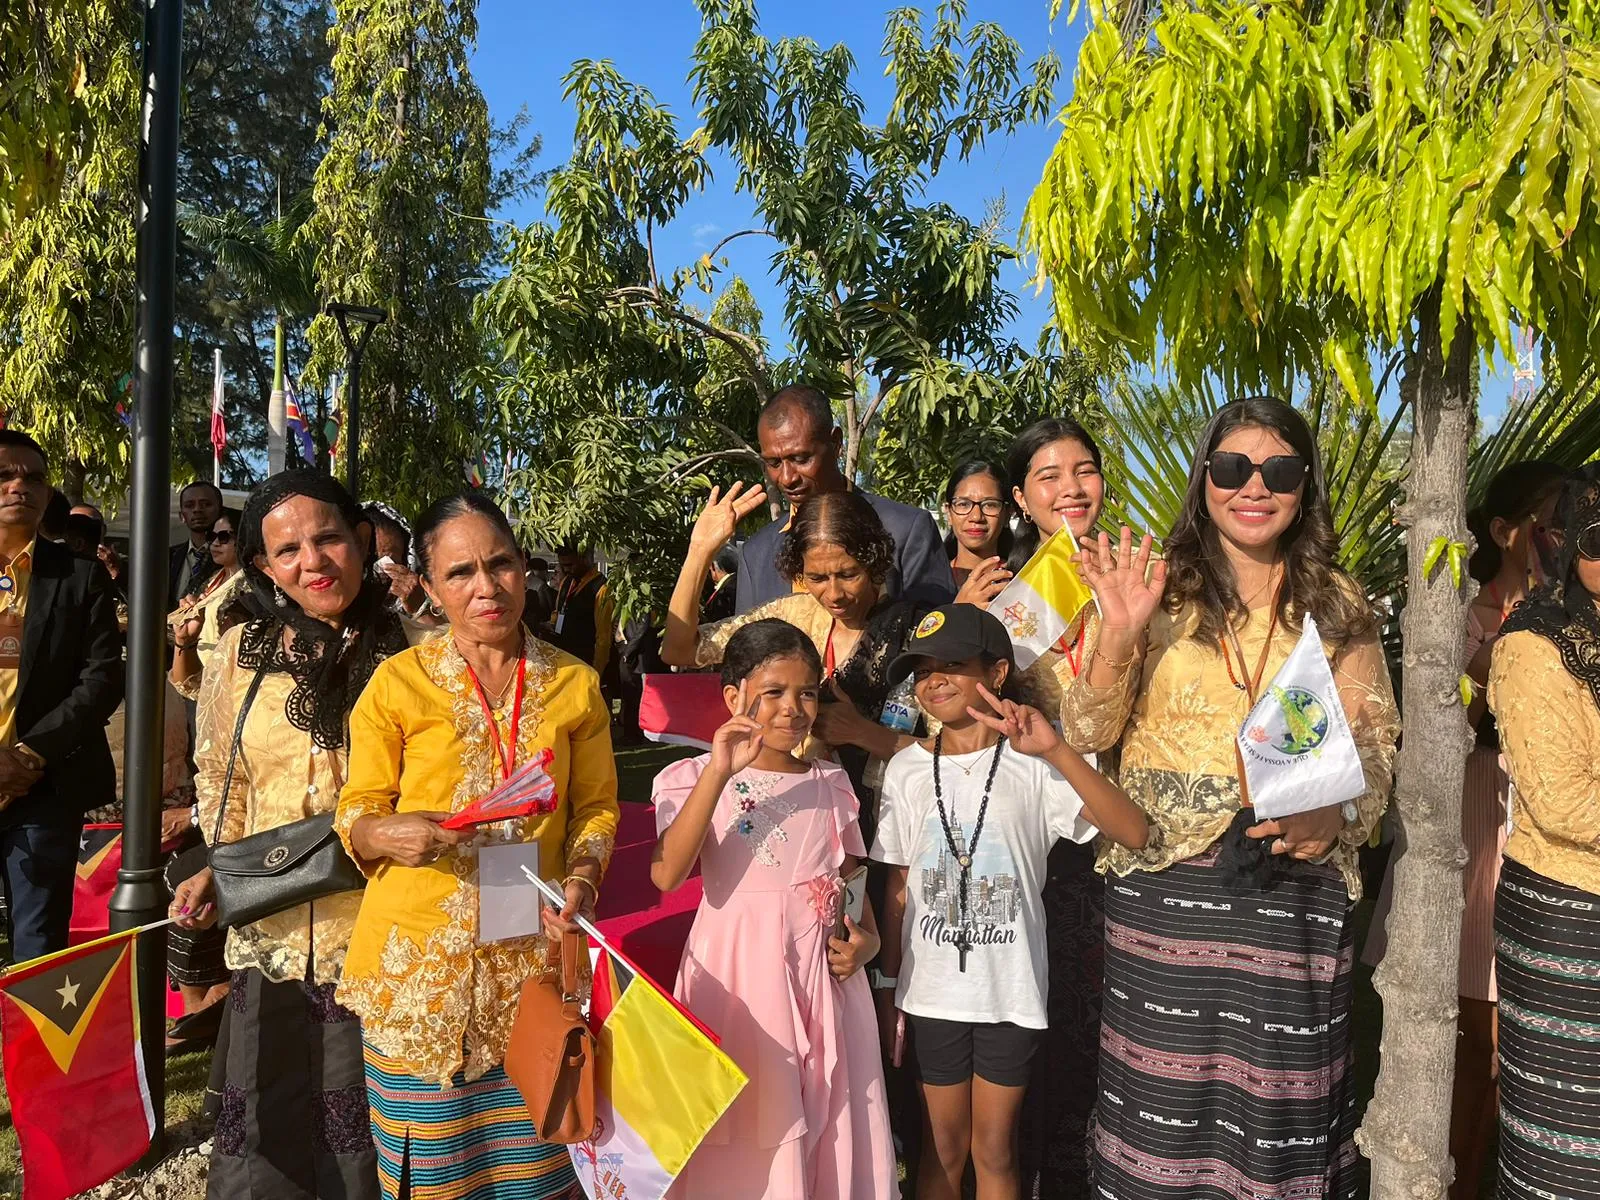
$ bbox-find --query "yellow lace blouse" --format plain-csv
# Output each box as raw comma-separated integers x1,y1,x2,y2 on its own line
1488,630,1600,895
334,631,619,1084
1060,598,1399,899
194,623,364,985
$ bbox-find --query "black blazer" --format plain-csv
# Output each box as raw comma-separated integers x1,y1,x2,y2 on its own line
168,540,219,608
7,539,125,827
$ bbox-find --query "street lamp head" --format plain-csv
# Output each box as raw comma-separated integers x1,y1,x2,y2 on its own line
323,302,387,326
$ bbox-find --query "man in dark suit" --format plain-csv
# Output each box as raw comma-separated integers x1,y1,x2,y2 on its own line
735,385,956,612
0,431,124,960
168,479,222,607
551,545,614,674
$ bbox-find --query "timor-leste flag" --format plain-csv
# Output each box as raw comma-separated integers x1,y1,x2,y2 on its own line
0,930,154,1200
69,824,122,945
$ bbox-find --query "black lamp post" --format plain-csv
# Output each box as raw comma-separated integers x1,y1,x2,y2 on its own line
109,0,185,1160
324,302,386,500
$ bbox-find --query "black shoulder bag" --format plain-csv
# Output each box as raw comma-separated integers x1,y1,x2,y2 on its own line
206,668,367,927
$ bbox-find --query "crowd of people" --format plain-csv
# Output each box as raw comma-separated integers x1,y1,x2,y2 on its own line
0,379,1595,1200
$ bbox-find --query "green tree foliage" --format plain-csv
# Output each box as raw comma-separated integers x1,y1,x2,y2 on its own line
0,0,139,493
1025,0,1600,1192
303,0,500,511
476,0,1088,616
0,2,124,228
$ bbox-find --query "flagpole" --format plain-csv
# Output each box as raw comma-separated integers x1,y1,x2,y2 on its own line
115,0,184,1163
211,348,223,487
522,868,621,960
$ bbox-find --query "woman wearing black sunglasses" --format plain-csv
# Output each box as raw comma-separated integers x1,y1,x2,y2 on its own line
1063,396,1400,1200
169,509,246,699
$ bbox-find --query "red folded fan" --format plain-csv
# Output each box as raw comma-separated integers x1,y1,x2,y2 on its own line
441,747,558,830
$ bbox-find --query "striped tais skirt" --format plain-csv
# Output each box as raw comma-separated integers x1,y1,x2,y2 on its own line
363,1043,582,1200
1495,859,1600,1199
1091,852,1359,1200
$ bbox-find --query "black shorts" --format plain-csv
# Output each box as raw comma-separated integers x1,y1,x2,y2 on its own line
909,1015,1041,1087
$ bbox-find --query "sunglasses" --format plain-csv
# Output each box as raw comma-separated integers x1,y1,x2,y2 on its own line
1576,523,1600,561
1205,451,1308,494
206,529,235,545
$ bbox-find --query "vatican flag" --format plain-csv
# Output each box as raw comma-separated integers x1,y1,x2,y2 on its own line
987,528,1095,672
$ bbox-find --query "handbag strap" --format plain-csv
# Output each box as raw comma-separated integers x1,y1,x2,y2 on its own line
210,667,268,847
560,929,582,1008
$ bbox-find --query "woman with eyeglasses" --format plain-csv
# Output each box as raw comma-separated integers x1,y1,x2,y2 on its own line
169,509,247,699
1064,397,1399,1200
943,462,1013,598
1488,465,1600,1200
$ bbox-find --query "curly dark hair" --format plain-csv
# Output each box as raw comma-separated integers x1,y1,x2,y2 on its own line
1163,396,1376,649
774,491,896,587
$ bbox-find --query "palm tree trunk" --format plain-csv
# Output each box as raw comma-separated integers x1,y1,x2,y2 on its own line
1357,287,1475,1199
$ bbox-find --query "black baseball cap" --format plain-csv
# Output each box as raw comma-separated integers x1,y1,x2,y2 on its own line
888,604,1015,685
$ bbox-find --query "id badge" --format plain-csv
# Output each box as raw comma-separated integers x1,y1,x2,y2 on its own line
553,612,566,635
0,610,21,672
477,840,542,945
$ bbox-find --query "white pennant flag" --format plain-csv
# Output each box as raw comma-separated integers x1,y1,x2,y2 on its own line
1236,614,1367,820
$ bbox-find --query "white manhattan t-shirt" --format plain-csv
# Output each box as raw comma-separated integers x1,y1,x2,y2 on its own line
871,740,1097,1030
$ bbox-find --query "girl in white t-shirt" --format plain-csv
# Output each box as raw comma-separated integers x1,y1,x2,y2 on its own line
870,604,1147,1199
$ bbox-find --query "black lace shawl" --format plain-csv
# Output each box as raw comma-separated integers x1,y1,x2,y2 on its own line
1500,466,1600,712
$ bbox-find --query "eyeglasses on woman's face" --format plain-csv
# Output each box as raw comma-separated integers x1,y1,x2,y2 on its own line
1204,450,1308,494
946,498,1006,518
206,529,235,545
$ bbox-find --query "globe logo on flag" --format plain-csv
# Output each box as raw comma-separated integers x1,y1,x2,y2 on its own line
1245,685,1330,758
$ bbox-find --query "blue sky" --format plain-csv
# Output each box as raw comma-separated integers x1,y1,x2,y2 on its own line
469,0,1520,426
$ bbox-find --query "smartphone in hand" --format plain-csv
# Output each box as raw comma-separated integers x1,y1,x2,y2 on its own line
834,864,868,942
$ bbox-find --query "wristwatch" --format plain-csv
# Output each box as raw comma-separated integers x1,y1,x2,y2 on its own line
868,968,898,991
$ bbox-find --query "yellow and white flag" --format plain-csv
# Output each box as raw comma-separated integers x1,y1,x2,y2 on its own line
987,528,1095,671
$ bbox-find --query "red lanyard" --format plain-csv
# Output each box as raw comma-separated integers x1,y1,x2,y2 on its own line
465,658,526,780
823,620,837,679
1059,623,1086,678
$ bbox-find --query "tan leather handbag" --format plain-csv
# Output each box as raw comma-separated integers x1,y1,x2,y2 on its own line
504,931,596,1144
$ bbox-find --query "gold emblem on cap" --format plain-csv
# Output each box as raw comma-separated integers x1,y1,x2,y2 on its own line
915,611,945,639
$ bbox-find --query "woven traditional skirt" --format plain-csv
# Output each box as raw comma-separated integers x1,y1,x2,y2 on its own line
363,1042,582,1200
1091,852,1359,1200
208,968,379,1199
1496,859,1600,1199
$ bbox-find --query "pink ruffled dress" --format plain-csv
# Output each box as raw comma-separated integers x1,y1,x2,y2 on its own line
653,755,895,1199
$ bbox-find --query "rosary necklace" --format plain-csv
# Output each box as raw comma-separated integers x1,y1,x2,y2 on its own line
932,730,1006,972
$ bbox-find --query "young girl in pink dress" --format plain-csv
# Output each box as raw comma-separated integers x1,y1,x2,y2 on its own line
651,618,896,1199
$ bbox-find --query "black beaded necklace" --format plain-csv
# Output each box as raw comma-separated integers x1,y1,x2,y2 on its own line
932,730,1006,972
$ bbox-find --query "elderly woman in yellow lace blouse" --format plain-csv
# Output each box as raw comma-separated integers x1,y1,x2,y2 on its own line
334,492,618,1200
1061,399,1399,1200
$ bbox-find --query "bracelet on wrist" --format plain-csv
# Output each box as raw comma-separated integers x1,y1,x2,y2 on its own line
562,873,599,905
1093,648,1136,671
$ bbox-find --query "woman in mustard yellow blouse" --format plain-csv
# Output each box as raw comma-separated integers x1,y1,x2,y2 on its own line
1063,398,1399,1200
335,492,618,1200
1488,465,1600,1200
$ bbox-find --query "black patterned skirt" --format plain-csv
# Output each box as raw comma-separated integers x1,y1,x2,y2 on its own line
1019,839,1104,1199
208,967,380,1200
1091,852,1358,1200
1496,859,1600,1199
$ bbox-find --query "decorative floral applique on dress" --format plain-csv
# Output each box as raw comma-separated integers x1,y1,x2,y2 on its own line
725,772,798,868
805,873,844,927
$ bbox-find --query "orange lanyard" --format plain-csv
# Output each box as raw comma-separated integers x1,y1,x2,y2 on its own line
465,658,526,780
1060,623,1086,678
1222,602,1278,704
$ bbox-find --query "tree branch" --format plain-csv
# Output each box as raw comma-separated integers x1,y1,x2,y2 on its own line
627,447,763,498
704,227,781,261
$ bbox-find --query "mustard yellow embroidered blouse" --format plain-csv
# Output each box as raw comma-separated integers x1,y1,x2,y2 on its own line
334,631,619,1085
1060,597,1399,899
1489,630,1600,895
194,623,364,985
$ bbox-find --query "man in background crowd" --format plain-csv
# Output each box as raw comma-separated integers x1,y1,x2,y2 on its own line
551,544,613,675
524,555,556,630
736,384,954,612
168,480,222,606
0,431,123,960
704,546,739,622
